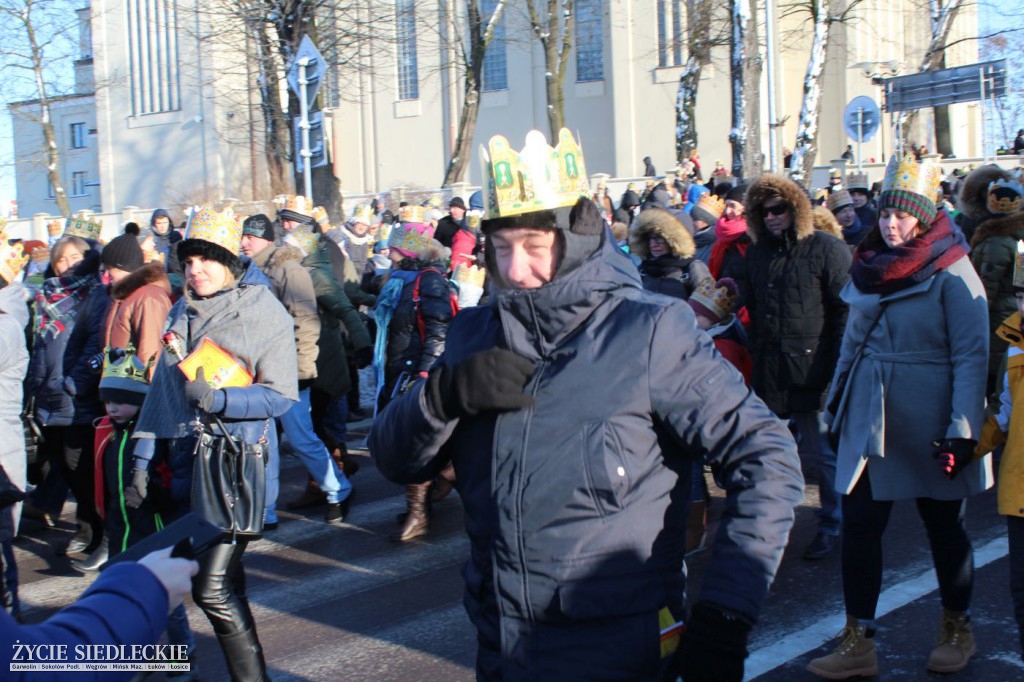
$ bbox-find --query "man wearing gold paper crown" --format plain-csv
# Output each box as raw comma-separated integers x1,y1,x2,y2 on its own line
370,128,803,681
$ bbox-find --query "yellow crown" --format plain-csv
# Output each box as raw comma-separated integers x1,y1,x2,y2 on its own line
285,224,320,256
350,204,373,225
47,219,64,238
273,194,314,219
310,206,332,232
453,263,487,288
846,172,869,191
827,189,854,212
64,212,103,241
398,205,425,224
427,195,444,210
882,154,943,202
479,128,590,220
184,205,243,256
988,178,1024,215
1016,241,1024,289
100,344,153,386
694,193,725,220
0,230,29,284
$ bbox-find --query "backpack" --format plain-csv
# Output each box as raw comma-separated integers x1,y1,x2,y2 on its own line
412,268,459,343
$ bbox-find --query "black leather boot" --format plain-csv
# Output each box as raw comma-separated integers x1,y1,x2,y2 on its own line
391,483,430,542
217,627,269,682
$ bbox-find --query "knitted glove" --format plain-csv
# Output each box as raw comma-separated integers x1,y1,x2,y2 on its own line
932,438,977,480
184,367,225,414
124,461,150,509
679,604,752,682
426,348,535,421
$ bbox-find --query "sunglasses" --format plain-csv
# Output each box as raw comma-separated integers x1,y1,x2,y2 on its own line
764,204,790,216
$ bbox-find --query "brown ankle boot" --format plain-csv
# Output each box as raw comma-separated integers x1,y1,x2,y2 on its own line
391,483,430,541
926,610,975,673
807,615,878,679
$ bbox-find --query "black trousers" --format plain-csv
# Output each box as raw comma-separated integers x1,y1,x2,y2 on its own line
1007,515,1024,656
192,539,254,635
842,473,973,620
34,425,100,536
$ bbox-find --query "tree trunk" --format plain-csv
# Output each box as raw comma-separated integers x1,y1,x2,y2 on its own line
729,0,761,179
789,0,830,185
741,0,762,178
529,0,573,140
255,22,292,196
26,12,71,216
545,35,566,136
675,55,701,163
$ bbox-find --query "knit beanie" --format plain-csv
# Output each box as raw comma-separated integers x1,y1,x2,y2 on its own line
688,277,739,324
877,190,937,226
102,232,145,272
242,214,276,241
725,185,747,203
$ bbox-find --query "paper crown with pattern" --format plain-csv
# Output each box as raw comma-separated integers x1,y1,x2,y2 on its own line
688,277,739,323
309,205,332,232
479,128,590,220
64,212,103,241
1016,241,1024,289
349,204,373,225
184,205,243,256
846,172,870,191
99,344,153,404
388,221,436,259
398,205,425,224
881,154,943,202
285,224,321,256
0,228,29,284
988,178,1024,215
693,193,725,221
273,194,314,219
827,189,854,212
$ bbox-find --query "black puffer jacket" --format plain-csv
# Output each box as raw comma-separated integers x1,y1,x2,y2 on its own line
383,257,454,395
637,256,709,300
743,174,851,416
370,230,803,680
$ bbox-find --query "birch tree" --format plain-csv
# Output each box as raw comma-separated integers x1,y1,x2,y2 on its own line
675,0,729,163
524,0,575,138
441,0,508,187
0,0,77,217
729,0,762,179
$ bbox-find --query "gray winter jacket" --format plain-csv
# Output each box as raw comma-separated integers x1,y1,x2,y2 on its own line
370,231,803,679
252,243,320,383
0,283,29,540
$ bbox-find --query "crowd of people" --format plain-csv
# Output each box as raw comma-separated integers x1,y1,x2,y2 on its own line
0,127,1023,681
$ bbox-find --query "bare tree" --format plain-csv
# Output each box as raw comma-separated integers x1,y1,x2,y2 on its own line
675,0,730,163
524,0,575,137
729,0,761,179
0,0,78,216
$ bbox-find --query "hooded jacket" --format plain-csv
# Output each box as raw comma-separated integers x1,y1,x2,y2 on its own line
743,174,851,416
978,313,1024,516
146,208,182,285
0,283,28,541
369,210,803,679
104,263,172,368
252,243,320,383
970,210,1024,392
630,208,711,300
956,164,1011,244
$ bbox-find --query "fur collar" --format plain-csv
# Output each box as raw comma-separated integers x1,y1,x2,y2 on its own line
111,263,171,301
267,243,306,269
629,208,696,259
745,173,814,243
969,211,1024,248
812,206,844,240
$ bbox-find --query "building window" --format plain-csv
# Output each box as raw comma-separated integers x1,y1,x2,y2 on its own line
396,0,419,100
481,0,508,92
70,122,86,149
657,0,685,67
575,0,603,82
126,0,181,115
71,172,87,197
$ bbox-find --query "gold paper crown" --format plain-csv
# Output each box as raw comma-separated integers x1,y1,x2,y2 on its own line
47,219,63,238
350,204,373,225
689,277,738,321
453,263,487,288
427,196,443,210
184,205,243,256
827,189,854,212
694,193,725,220
0,231,29,284
479,128,590,220
829,168,842,179
285,224,320,256
846,172,870,191
398,205,425,224
310,206,332,232
882,154,943,202
273,194,314,218
988,178,1024,215
1016,240,1024,289
64,212,103,241
100,344,153,385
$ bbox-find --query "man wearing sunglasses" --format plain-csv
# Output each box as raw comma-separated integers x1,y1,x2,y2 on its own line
742,174,852,561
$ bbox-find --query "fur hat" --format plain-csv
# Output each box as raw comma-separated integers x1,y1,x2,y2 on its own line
688,277,739,323
629,208,696,260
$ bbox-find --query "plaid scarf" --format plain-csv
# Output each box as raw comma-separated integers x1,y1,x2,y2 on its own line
35,267,100,342
850,211,967,295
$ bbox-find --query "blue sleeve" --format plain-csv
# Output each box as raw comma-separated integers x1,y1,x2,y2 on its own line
220,385,295,420
62,290,110,398
1,563,169,681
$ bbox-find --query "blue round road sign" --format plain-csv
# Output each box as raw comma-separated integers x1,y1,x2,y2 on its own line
844,96,881,142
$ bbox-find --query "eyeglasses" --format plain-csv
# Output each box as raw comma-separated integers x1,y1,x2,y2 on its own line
764,204,790,216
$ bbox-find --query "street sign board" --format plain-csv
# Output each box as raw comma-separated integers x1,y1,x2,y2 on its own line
294,112,327,172
882,60,1007,113
286,35,327,109
844,96,881,143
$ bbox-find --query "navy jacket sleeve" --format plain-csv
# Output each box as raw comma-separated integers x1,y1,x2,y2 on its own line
62,287,111,398
1,563,169,681
414,270,454,374
648,302,804,623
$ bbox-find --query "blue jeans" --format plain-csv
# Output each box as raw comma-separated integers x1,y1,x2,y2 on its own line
266,388,351,521
166,603,194,652
791,410,840,536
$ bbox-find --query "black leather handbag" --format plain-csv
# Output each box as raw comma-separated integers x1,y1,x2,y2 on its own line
191,421,269,541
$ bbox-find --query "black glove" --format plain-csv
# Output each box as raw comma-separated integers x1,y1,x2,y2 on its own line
426,348,535,421
354,346,373,369
184,367,224,413
679,604,752,682
124,461,150,509
932,438,976,480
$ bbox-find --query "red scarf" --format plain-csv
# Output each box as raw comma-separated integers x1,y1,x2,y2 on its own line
708,216,749,279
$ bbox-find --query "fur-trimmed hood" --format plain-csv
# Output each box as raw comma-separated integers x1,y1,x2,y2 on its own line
958,164,1011,222
110,263,171,301
745,173,815,243
969,209,1024,248
629,208,696,259
266,243,306,269
812,206,844,240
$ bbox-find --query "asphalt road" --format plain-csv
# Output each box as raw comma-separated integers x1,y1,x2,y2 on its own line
11,425,1023,681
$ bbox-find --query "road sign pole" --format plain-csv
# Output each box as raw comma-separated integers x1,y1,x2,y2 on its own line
298,57,313,198
857,108,864,173
979,69,987,162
